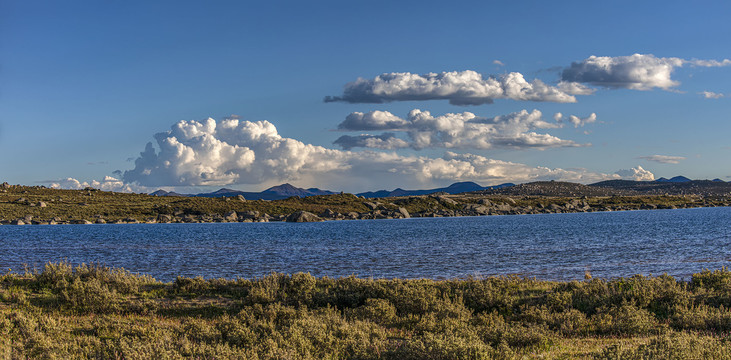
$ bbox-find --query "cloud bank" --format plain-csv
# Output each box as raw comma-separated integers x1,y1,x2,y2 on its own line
637,155,686,164
615,166,655,181
561,54,731,91
334,109,594,150
119,117,641,189
325,70,579,105
49,176,141,192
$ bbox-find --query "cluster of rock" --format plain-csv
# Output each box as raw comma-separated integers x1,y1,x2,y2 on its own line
2,193,730,225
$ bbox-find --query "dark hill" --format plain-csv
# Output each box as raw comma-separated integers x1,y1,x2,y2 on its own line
357,182,513,198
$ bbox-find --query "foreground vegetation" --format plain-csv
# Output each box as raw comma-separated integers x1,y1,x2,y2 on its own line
2,183,730,225
2,263,731,359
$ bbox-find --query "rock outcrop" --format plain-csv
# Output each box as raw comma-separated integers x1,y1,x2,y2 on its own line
286,211,323,222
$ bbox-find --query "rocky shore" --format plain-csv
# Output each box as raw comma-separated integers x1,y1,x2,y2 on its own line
2,187,730,225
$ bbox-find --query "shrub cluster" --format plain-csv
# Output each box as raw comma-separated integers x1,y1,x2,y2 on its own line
1,264,731,358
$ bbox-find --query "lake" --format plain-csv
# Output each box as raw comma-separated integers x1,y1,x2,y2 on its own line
0,207,729,281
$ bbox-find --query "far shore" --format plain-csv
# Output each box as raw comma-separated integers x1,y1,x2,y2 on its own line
2,183,731,226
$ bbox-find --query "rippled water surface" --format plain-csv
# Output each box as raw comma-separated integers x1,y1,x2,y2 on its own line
1,207,729,281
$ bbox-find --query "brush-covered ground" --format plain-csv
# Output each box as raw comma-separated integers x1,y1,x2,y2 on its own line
1,263,731,359
1,184,730,224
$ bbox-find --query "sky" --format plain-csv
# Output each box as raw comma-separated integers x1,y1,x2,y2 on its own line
2,0,731,193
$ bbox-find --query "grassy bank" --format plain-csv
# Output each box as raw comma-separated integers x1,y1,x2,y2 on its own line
2,263,731,359
2,184,730,225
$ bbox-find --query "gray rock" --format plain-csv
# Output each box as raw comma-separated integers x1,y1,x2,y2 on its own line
239,210,260,220
224,211,238,222
37,201,47,208
157,214,173,223
95,218,106,224
286,211,323,222
397,207,410,218
505,197,516,205
435,196,458,206
11,219,25,225
477,199,493,206
463,204,490,215
363,202,378,210
495,204,513,212
237,194,246,202
320,209,337,218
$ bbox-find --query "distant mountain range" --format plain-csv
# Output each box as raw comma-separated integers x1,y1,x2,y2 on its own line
150,181,514,200
355,181,515,198
150,183,337,200
150,176,728,200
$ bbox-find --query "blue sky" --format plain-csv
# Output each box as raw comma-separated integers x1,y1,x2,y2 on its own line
2,0,731,193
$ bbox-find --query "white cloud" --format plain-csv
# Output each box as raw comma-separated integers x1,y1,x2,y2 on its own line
637,155,686,164
699,91,725,99
615,166,655,181
493,60,504,66
554,112,597,128
121,117,621,189
338,111,409,131
335,109,593,150
562,54,685,90
562,54,731,92
557,81,596,95
325,70,579,105
49,176,145,192
333,133,410,150
688,59,731,67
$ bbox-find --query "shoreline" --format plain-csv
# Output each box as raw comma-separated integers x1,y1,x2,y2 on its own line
2,200,728,225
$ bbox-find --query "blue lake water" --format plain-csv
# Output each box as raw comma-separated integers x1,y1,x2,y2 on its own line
0,207,729,282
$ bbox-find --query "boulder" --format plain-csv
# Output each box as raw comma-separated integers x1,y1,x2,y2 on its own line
495,204,513,212
95,218,106,224
37,201,47,208
237,194,246,202
11,219,25,225
319,209,338,218
224,211,238,222
477,199,493,206
435,196,458,206
157,214,172,223
463,204,489,215
397,207,410,218
240,210,260,221
363,202,378,210
286,211,323,222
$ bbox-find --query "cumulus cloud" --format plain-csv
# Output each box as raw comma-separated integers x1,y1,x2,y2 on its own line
561,54,731,91
337,111,409,131
333,133,410,150
700,91,725,99
554,112,597,128
121,117,622,189
637,155,686,164
562,54,684,90
49,176,144,192
615,166,655,181
334,109,591,150
325,70,579,105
